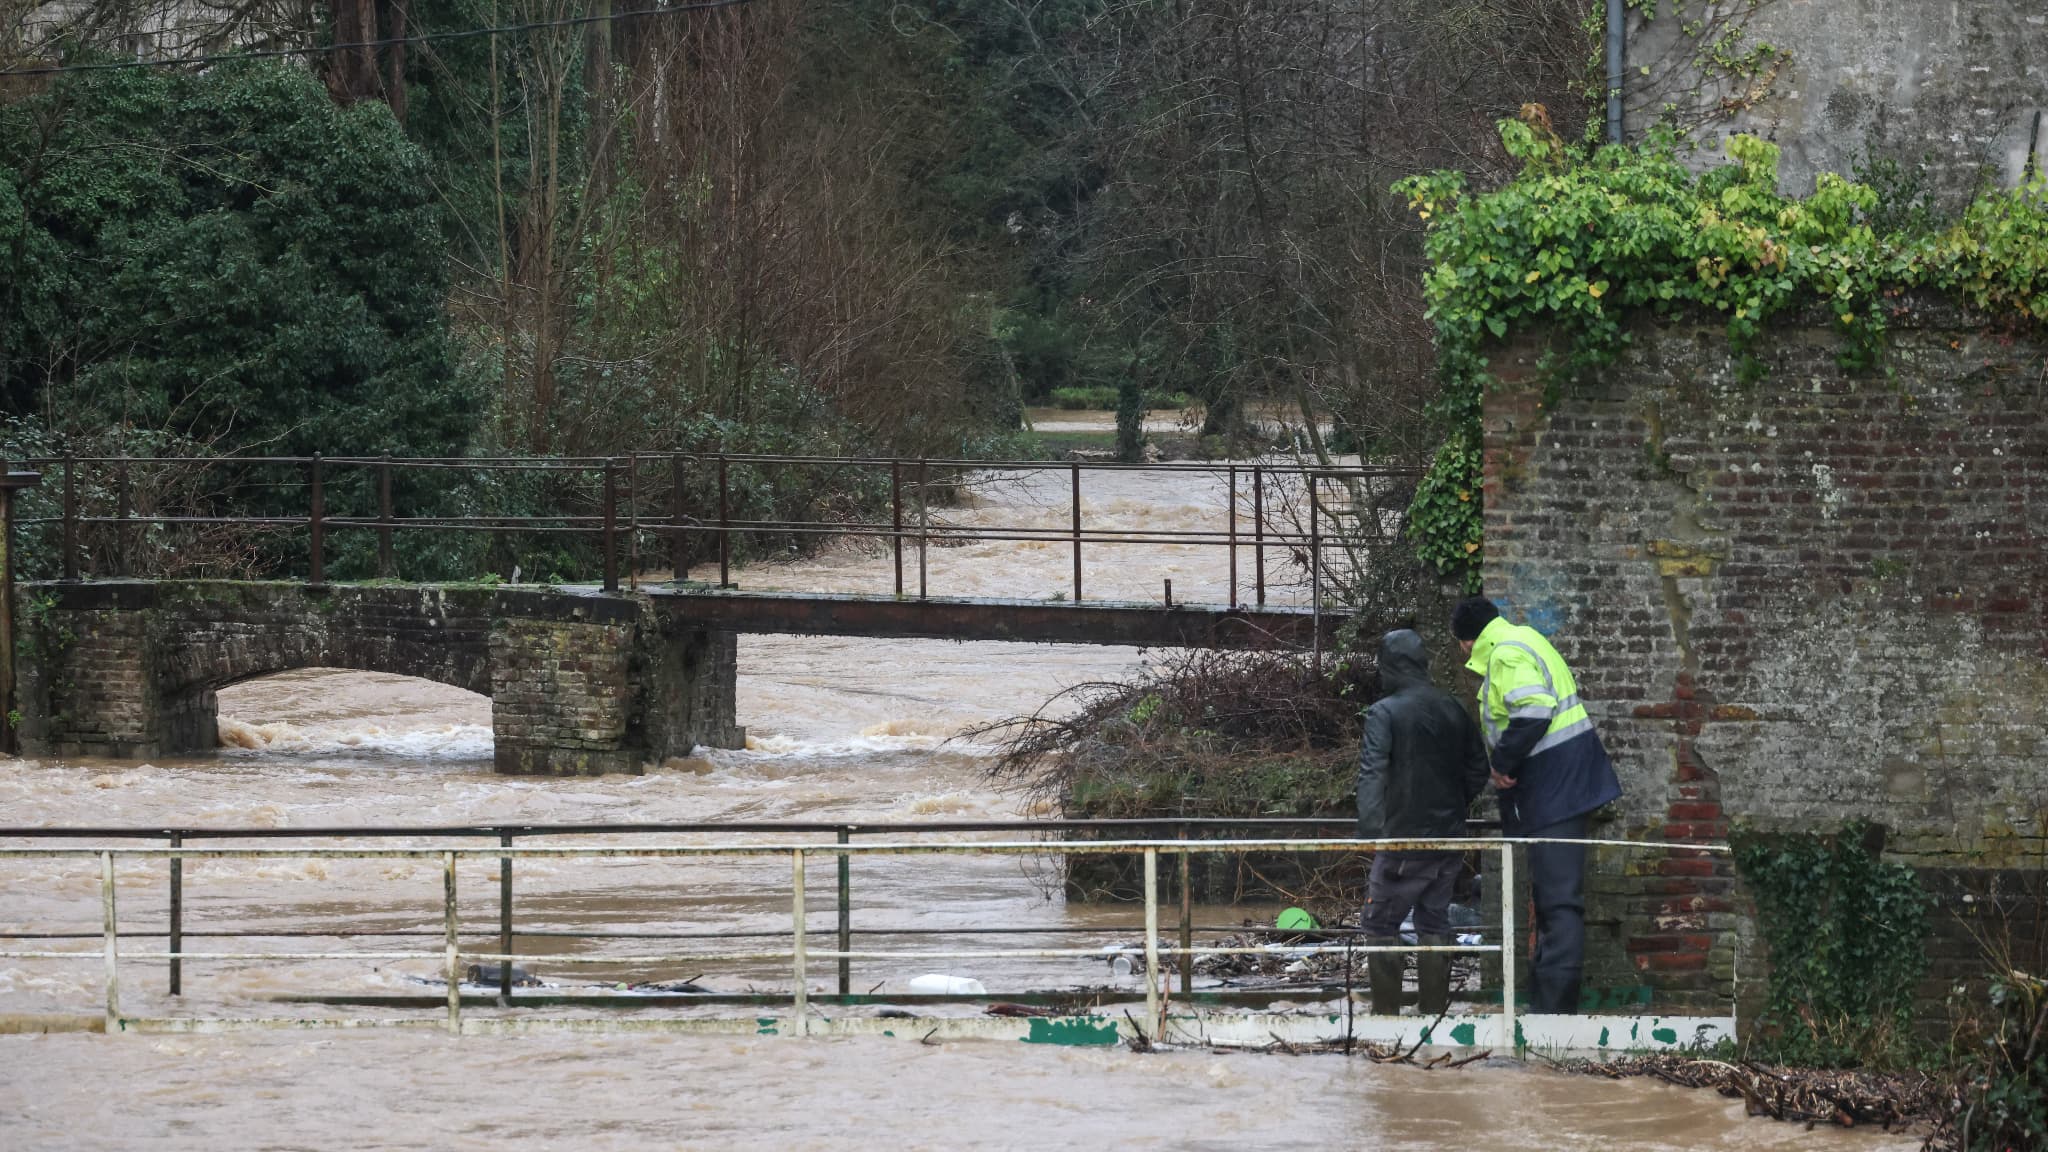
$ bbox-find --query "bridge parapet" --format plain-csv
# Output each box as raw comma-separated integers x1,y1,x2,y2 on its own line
15,581,743,773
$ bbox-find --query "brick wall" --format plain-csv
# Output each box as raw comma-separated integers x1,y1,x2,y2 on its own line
1483,302,2048,1016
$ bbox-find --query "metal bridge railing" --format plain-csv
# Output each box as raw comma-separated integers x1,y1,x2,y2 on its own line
10,453,1418,607
0,817,1464,1000
0,831,1730,1041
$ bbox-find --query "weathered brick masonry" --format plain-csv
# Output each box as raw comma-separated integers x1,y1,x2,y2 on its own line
1483,304,2047,1019
16,581,744,773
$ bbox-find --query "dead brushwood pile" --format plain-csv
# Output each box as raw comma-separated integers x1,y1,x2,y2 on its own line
1568,1055,1943,1135
978,650,1371,823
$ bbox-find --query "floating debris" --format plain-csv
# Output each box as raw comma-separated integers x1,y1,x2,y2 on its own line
464,963,544,988
1568,1054,1942,1133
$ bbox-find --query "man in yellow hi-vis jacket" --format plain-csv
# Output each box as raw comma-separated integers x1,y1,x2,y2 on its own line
1452,597,1622,1015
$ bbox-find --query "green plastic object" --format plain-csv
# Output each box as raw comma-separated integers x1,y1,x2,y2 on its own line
1275,907,1319,932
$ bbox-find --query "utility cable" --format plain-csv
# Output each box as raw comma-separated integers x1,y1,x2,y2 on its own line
0,0,754,78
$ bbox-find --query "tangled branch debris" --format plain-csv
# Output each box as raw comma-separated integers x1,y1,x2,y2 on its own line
1568,1055,1943,1134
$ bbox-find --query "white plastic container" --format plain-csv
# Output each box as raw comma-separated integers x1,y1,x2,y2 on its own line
907,973,987,995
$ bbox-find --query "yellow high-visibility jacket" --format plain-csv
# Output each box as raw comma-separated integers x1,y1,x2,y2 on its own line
1465,617,1620,832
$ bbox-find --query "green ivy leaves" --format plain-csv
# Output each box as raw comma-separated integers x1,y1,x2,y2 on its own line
1400,123,2048,582
1731,822,1929,1068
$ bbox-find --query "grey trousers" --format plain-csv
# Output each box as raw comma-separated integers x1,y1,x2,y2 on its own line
1361,851,1461,939
1521,813,1591,1014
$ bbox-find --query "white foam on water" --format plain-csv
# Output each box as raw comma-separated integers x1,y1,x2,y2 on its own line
215,716,494,761
709,724,993,762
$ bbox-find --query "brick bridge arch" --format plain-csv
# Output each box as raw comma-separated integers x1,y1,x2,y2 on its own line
18,581,742,774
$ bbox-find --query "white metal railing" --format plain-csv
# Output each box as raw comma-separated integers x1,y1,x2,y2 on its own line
0,836,1730,1041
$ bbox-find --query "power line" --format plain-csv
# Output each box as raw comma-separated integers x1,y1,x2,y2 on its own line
0,0,755,78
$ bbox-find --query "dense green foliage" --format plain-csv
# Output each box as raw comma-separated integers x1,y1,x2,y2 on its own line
0,64,472,458
1400,125,2048,584
1731,822,1929,1067
1951,970,2048,1151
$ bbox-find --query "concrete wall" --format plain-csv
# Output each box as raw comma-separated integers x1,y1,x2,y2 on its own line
1481,301,2047,1014
15,582,744,774
1628,0,2044,208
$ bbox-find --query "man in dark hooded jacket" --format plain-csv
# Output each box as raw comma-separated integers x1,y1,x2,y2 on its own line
1356,629,1490,1016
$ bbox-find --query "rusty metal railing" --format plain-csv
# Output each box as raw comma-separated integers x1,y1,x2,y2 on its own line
0,830,1731,1041
14,454,1417,606
0,817,1498,1000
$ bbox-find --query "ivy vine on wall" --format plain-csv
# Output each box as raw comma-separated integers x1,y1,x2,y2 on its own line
1398,116,2048,586
1731,821,1930,1068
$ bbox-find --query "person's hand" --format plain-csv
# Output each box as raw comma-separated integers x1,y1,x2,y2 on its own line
1491,770,1517,791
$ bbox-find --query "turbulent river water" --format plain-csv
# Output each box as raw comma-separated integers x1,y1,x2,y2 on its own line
0,433,1913,1149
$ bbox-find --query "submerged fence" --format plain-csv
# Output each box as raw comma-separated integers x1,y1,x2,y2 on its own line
0,824,1734,1042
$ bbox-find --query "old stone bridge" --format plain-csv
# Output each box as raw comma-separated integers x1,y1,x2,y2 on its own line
14,579,1340,774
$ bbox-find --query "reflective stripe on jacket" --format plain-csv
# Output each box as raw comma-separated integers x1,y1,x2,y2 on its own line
1465,617,1621,831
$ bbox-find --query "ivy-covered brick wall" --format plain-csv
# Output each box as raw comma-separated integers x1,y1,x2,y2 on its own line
1481,302,2048,1016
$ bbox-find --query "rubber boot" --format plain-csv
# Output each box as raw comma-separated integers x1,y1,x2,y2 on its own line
1416,935,1453,1018
1367,950,1406,1016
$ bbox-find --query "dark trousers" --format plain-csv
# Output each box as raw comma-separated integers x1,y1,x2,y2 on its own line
1361,851,1461,1015
1521,813,1590,1014
1361,851,1461,939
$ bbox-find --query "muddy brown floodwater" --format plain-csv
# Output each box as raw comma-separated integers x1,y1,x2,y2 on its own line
0,457,1916,1149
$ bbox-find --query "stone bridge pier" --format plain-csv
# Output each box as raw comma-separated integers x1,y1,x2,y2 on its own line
14,582,744,774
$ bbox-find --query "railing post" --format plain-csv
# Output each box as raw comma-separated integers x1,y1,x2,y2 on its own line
0,458,25,756
61,456,77,581
916,459,929,601
307,454,325,588
377,454,395,579
891,461,903,598
444,850,461,1035
1310,477,1321,674
1252,466,1265,606
168,833,182,996
1177,827,1193,998
115,460,131,578
836,826,851,997
602,458,619,593
1143,847,1161,1042
791,849,808,1035
1226,465,1237,608
1500,842,1517,1055
499,832,514,1001
717,454,731,588
101,850,120,1031
626,455,639,589
1069,462,1082,603
670,453,688,583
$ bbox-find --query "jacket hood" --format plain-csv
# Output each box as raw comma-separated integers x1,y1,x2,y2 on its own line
1378,629,1431,692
